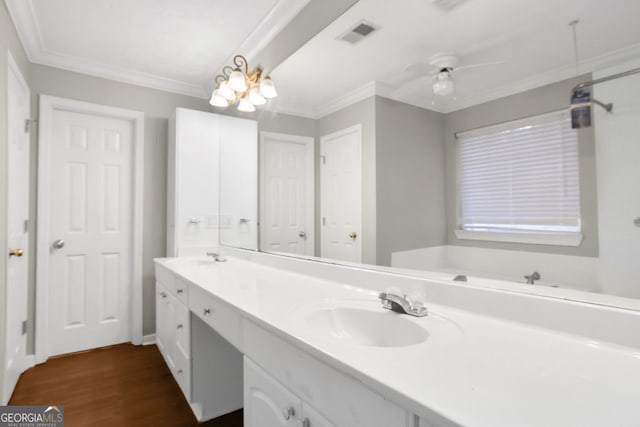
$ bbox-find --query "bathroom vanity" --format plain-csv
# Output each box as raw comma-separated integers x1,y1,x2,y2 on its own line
154,251,640,427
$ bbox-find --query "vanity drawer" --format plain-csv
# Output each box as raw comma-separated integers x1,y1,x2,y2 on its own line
174,345,191,401
189,284,242,351
155,263,176,290
174,276,189,305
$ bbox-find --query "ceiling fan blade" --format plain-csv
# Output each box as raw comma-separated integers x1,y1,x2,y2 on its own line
383,62,433,86
391,75,431,98
404,62,435,74
453,60,506,72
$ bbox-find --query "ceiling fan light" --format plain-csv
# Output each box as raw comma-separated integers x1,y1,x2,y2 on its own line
218,80,236,101
209,90,228,107
248,85,266,105
237,97,256,112
433,71,455,97
228,69,247,92
260,76,278,99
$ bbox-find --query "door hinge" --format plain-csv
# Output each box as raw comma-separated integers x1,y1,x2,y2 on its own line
21,320,27,335
24,119,38,133
322,217,326,226
23,219,29,233
320,155,326,165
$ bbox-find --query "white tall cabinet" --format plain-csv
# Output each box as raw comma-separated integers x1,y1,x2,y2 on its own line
167,108,221,256
167,108,258,256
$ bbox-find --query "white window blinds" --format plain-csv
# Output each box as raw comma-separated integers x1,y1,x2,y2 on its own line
456,110,581,240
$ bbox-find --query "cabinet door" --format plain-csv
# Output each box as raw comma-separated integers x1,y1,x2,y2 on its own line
244,357,301,427
303,403,336,427
155,282,168,355
163,292,178,371
175,300,190,358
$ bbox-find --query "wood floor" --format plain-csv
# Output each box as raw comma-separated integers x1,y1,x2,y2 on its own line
9,343,243,427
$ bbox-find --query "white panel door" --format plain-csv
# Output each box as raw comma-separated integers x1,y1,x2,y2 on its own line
320,125,362,263
260,132,314,256
47,109,133,356
4,53,30,403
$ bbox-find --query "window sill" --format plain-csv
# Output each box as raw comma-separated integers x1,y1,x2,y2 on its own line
454,229,583,247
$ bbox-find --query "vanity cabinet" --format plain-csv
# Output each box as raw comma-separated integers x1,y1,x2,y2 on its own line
243,320,412,427
155,271,191,401
245,357,335,427
156,262,243,421
155,259,415,426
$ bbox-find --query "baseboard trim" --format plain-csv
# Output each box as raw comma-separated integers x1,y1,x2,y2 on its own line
24,355,36,369
142,334,156,345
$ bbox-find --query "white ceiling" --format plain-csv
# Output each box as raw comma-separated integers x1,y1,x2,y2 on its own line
268,0,640,117
5,0,309,98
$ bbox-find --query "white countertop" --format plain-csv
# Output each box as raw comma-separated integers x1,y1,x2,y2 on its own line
156,256,640,427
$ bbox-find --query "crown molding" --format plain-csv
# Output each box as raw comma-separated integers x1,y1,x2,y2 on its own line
439,42,640,113
203,0,310,95
260,101,318,119
4,0,43,63
6,0,309,100
313,81,377,118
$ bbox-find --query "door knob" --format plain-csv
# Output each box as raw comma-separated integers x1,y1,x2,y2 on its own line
52,239,65,249
298,231,307,239
8,249,24,257
349,231,357,239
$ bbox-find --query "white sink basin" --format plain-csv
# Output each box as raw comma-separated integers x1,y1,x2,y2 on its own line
306,304,429,347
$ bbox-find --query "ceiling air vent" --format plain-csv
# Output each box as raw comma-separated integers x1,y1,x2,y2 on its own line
338,20,380,44
431,0,469,12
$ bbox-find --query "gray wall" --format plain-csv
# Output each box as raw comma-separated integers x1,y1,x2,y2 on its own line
317,97,377,265
1,1,32,401
28,64,212,343
375,97,446,266
444,75,599,257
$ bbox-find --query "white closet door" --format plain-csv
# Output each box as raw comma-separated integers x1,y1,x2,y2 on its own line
47,109,133,356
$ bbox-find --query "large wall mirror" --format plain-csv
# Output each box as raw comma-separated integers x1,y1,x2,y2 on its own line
221,0,640,306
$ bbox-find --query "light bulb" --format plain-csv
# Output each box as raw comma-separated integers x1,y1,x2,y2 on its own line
209,90,228,107
433,71,455,97
260,76,277,99
218,80,236,101
248,85,266,106
228,69,247,92
237,97,256,112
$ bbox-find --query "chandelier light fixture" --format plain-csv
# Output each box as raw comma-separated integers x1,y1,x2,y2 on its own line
209,55,277,112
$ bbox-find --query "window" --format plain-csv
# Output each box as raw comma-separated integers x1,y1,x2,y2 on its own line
455,110,582,246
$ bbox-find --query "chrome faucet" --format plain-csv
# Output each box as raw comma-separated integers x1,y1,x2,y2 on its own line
206,252,227,262
524,271,541,285
378,292,428,317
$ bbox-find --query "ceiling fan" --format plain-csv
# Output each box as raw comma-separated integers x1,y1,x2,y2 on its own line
393,53,505,100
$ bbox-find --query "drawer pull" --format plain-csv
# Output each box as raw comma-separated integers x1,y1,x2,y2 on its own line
177,369,183,375
177,288,183,294
301,418,310,427
282,407,295,420
203,308,211,316
177,324,183,330
160,292,167,298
